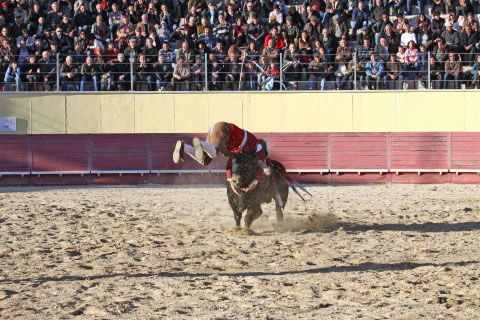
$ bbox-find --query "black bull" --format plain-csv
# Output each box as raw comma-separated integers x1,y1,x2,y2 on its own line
227,153,289,230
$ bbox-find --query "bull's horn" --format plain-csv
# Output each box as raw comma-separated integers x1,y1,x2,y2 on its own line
257,160,271,176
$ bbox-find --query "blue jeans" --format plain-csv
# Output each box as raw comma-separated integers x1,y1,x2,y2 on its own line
443,73,462,89
309,75,326,90
4,75,21,91
322,10,342,25
407,0,424,14
80,75,98,91
133,75,153,91
335,75,349,89
383,74,404,90
61,76,80,91
156,79,168,90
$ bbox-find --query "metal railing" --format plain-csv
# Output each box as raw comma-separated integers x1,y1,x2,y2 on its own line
2,52,479,92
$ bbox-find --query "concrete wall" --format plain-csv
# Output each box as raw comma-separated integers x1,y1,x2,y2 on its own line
1,91,479,134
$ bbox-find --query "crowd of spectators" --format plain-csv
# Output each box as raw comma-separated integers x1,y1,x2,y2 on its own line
1,0,480,91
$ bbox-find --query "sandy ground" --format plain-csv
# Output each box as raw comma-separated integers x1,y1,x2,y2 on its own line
0,184,479,319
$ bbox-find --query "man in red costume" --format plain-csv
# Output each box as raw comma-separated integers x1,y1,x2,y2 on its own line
173,122,270,190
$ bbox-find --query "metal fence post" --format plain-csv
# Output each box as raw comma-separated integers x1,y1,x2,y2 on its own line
280,53,283,91
205,53,208,91
130,55,135,91
56,53,60,91
427,51,431,90
353,54,357,91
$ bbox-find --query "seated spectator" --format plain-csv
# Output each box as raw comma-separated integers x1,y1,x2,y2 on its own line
209,57,223,90
461,24,478,62
431,0,446,15
133,53,152,90
323,0,343,25
298,30,313,53
334,58,350,90
348,57,366,89
465,54,480,89
365,53,384,89
382,24,399,49
124,38,139,60
417,44,428,87
336,38,353,63
308,52,329,91
224,52,240,90
191,54,205,90
415,22,434,52
357,26,374,49
24,56,41,91
373,13,392,45
52,27,73,54
441,21,461,53
400,24,416,47
233,17,246,46
97,56,114,91
415,13,431,31
444,52,462,89
283,15,300,46
74,4,92,31
158,40,175,64
198,27,217,50
264,28,285,50
329,15,348,42
392,13,407,35
214,11,232,49
59,15,76,38
60,55,80,91
462,12,479,33
262,38,279,63
159,4,178,32
176,41,194,64
244,41,259,62
153,54,173,91
112,53,131,90
142,37,157,63
319,28,337,58
172,56,191,90
351,1,370,39
284,43,301,82
91,15,111,44
156,21,171,44
80,56,99,91
374,37,393,62
357,38,373,62
3,60,21,91
17,40,30,65
16,28,34,50
246,13,265,51
242,60,258,91
304,15,322,42
38,51,56,91
405,40,418,80
384,54,405,90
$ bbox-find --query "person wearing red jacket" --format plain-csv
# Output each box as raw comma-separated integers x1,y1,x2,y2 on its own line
263,28,286,50
173,122,270,191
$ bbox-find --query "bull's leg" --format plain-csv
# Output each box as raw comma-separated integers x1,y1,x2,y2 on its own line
244,205,263,230
275,204,284,223
233,210,242,229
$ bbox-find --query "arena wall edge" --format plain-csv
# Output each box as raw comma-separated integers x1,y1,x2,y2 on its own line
1,91,479,134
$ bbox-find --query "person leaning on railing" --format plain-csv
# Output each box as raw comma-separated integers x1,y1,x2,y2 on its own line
3,60,20,92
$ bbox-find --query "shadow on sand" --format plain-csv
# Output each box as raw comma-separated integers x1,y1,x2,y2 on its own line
1,260,478,286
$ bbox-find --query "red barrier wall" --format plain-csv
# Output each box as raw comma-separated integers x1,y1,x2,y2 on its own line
2,133,480,186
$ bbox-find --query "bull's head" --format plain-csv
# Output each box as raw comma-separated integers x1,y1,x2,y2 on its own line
230,153,264,190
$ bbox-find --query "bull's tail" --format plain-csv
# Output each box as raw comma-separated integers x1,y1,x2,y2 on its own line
269,160,312,201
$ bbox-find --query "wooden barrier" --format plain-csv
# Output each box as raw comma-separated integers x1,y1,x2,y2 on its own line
3,132,480,186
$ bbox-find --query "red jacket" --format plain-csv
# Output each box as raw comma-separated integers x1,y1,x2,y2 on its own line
264,34,286,50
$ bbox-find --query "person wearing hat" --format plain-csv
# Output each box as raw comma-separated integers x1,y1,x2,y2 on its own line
269,3,283,25
356,25,373,47
10,13,28,39
441,21,461,53
304,15,322,42
157,20,171,44
191,54,205,90
123,37,139,60
282,15,300,46
246,13,266,50
329,14,349,42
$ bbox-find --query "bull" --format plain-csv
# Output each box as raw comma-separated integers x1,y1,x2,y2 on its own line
227,153,289,230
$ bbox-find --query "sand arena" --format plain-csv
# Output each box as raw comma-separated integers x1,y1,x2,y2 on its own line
0,184,479,319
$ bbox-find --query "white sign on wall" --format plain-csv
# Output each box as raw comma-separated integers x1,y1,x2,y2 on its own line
0,117,16,132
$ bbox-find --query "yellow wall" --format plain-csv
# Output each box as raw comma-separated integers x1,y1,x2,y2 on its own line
0,91,479,134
